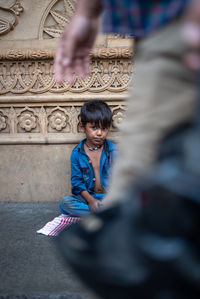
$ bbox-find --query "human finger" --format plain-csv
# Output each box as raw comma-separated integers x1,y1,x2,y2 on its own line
54,41,65,84
61,35,78,84
82,55,91,77
64,65,75,85
74,57,85,79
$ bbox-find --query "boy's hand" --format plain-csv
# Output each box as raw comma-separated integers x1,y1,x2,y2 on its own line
89,198,102,213
80,190,102,213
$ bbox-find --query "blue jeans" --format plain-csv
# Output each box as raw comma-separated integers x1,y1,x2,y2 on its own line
59,193,105,216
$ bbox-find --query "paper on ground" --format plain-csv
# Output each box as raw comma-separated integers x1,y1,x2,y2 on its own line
37,214,80,236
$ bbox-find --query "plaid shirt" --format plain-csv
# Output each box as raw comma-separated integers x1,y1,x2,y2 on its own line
101,0,189,38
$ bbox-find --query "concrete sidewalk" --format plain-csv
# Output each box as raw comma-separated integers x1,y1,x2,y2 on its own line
0,202,97,299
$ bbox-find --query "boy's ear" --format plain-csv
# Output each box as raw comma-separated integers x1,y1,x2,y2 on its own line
79,122,85,132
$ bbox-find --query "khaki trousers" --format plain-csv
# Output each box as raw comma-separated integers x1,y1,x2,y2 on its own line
107,19,196,205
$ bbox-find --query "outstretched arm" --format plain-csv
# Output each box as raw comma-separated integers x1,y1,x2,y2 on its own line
54,0,102,84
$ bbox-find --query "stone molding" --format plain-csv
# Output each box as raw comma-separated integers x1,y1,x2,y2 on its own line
0,94,128,104
0,48,133,60
0,104,126,144
0,56,132,96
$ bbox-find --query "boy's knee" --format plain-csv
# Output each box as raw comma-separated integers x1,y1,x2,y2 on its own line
59,200,66,214
59,197,70,214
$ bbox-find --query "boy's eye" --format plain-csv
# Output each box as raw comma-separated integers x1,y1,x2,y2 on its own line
91,126,108,131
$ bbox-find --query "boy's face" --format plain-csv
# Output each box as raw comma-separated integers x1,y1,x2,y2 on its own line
82,122,110,147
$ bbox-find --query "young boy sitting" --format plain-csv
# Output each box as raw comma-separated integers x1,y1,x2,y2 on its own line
59,100,117,217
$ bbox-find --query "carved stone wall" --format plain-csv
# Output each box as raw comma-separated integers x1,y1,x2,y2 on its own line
0,0,133,202
0,0,24,36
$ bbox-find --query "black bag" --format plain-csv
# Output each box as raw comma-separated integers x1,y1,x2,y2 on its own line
57,98,200,299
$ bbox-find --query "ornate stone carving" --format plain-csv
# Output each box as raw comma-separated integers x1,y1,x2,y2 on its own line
0,110,7,131
8,107,17,134
38,107,48,134
48,107,69,131
49,112,67,130
69,106,80,134
0,0,130,143
39,0,77,39
0,48,133,60
18,113,37,132
17,107,38,132
112,106,126,129
112,112,124,128
92,48,133,59
0,50,55,60
0,104,126,143
0,59,132,95
0,0,24,36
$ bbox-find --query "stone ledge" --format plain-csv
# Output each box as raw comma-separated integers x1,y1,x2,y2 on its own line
0,135,119,145
0,94,128,104
0,48,133,61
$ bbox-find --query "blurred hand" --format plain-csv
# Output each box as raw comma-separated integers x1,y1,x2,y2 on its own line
89,198,102,213
99,195,113,210
54,14,100,84
182,0,200,70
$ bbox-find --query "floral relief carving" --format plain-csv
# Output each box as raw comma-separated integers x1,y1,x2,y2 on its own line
0,112,7,131
19,113,37,132
112,106,126,129
17,108,38,132
112,112,124,128
49,112,67,131
0,0,24,36
47,107,70,132
0,104,124,143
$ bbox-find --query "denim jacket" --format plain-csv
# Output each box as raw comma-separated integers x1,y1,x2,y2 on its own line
71,138,117,196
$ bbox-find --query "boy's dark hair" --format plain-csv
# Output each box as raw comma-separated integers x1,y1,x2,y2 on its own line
80,100,112,128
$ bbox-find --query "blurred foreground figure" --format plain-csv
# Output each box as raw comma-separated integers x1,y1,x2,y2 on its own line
57,100,200,298
55,0,200,298
54,0,197,207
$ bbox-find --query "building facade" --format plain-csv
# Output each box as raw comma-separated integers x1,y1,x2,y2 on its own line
0,0,133,202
